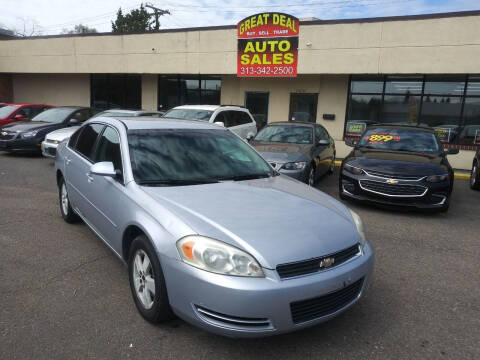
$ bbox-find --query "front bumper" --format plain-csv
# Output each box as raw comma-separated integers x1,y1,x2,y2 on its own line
161,241,374,338
41,140,58,158
0,137,42,152
340,170,451,209
278,167,309,182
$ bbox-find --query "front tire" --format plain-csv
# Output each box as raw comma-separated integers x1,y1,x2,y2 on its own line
128,235,173,323
59,177,78,223
307,166,316,186
328,154,336,174
471,161,480,190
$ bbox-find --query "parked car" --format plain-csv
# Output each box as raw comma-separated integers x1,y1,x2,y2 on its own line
250,122,335,186
162,105,257,140
0,103,54,127
339,124,459,212
56,116,374,337
471,148,480,190
458,125,480,146
93,109,164,118
0,107,94,153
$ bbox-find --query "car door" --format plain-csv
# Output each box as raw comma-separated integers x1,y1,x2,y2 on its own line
314,125,333,177
84,125,126,253
65,123,104,220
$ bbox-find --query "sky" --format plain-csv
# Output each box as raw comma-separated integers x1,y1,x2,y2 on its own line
0,0,479,35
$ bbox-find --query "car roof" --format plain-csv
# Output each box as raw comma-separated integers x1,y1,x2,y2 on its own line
171,105,221,111
367,124,435,133
93,116,227,131
264,121,315,127
4,103,53,107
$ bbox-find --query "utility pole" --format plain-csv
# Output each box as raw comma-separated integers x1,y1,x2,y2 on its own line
145,4,170,30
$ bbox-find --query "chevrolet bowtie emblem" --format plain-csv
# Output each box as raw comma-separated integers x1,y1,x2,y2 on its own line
386,179,398,184
320,257,335,269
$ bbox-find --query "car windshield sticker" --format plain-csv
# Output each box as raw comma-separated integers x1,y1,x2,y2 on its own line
364,132,401,144
346,122,366,136
435,128,452,143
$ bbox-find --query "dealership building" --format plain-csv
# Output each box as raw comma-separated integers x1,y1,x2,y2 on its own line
0,10,479,169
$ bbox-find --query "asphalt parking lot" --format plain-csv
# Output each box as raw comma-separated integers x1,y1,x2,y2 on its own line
1,152,479,360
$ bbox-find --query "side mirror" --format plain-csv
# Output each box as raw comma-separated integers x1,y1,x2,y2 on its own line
345,139,356,147
69,118,80,125
445,148,459,155
90,162,116,177
318,139,330,146
14,114,26,120
214,121,225,127
246,133,255,142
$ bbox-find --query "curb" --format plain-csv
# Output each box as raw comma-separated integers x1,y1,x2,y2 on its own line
333,160,470,181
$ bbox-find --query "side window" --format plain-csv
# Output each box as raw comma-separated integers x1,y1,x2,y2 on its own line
94,126,123,175
237,112,252,126
69,109,91,124
29,106,45,118
68,127,83,148
214,112,229,126
315,126,329,142
74,123,104,161
15,107,32,118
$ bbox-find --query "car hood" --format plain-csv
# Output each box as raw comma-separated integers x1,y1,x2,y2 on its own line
346,148,447,175
251,141,312,163
1,121,58,133
141,175,361,269
46,126,79,141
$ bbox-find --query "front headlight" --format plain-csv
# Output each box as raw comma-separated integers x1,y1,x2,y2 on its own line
282,161,306,170
426,174,449,182
21,131,38,138
177,235,264,277
343,163,364,175
348,209,366,247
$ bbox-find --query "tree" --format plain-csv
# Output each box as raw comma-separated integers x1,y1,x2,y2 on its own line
112,4,152,33
62,24,97,34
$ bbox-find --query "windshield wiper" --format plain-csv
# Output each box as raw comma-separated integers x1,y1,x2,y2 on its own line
220,173,273,181
137,179,219,186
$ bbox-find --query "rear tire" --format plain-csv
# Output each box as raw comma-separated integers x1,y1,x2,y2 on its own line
128,235,174,323
58,177,78,223
471,161,480,190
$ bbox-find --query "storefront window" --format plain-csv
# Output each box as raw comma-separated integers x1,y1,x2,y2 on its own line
158,75,221,111
345,75,479,147
91,74,141,110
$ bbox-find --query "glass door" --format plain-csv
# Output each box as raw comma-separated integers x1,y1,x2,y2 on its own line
245,92,269,130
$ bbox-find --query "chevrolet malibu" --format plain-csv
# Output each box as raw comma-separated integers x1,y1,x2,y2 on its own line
55,117,374,337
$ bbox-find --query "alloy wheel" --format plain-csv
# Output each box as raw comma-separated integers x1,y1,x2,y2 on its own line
472,164,478,187
308,168,315,186
61,183,69,215
132,249,156,309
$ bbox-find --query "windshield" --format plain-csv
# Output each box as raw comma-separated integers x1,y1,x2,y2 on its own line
254,125,313,144
163,109,213,121
32,108,73,123
357,128,441,153
128,129,274,185
0,105,20,118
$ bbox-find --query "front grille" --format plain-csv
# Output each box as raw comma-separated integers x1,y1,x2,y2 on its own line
290,278,364,324
195,306,272,330
46,147,56,156
276,244,360,279
364,170,424,181
360,180,426,197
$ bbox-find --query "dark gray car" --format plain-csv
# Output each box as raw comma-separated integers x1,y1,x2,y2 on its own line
250,122,336,186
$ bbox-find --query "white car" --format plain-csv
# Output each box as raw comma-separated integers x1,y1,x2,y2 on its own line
41,126,80,158
162,105,257,140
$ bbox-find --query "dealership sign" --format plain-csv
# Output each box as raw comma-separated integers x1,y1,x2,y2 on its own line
237,13,299,77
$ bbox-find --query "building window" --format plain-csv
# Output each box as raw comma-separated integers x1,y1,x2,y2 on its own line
157,75,221,111
345,75,480,147
91,74,141,110
289,93,318,123
245,92,269,130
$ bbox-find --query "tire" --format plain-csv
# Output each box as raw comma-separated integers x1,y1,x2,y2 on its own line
307,165,316,186
328,154,336,174
471,161,480,190
128,235,173,323
58,177,78,223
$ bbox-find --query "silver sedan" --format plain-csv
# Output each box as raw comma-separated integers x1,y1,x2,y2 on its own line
55,117,374,337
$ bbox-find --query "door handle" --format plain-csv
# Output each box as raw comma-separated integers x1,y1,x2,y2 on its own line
65,157,71,165
86,172,94,183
